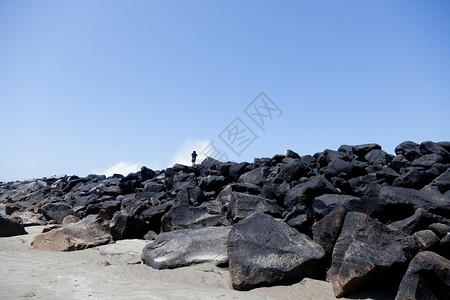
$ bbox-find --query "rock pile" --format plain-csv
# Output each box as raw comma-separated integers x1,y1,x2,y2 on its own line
1,140,449,298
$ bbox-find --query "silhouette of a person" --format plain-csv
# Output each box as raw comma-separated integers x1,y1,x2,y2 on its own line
191,151,198,165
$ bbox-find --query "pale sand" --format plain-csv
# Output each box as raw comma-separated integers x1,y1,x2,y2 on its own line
0,226,381,300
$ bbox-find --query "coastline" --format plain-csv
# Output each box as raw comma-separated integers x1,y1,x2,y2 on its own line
0,225,384,300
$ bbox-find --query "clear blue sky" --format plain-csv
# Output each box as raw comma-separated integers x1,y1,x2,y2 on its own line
1,0,449,182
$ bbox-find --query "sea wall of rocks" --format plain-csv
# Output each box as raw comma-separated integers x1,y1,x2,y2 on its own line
1,140,449,298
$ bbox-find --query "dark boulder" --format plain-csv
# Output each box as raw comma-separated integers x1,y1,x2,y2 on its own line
395,251,450,300
323,159,365,179
143,182,166,193
199,175,226,193
283,205,312,234
238,167,269,186
339,143,382,158
419,141,450,159
360,185,450,222
40,203,76,224
227,162,250,182
228,183,262,195
110,211,149,240
395,141,421,161
329,212,418,297
141,226,231,269
284,176,337,210
364,149,392,165
227,213,325,291
227,192,283,223
285,149,300,159
97,200,121,220
428,223,450,238
0,215,27,237
312,194,359,221
429,169,450,194
413,230,441,251
412,154,444,168
375,167,400,185
172,173,197,191
261,178,290,203
140,166,156,181
121,198,150,216
160,204,227,232
139,202,172,233
388,208,449,235
277,160,310,182
392,169,426,189
312,206,347,259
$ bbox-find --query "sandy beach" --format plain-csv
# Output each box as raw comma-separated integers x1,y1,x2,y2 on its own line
0,225,385,300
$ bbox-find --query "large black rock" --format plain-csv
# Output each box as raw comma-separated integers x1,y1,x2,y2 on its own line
0,215,27,237
395,251,450,300
227,213,325,291
40,203,76,224
227,192,284,223
329,212,418,297
141,226,231,269
284,176,337,210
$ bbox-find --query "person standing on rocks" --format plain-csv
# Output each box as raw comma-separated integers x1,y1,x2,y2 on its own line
191,151,198,165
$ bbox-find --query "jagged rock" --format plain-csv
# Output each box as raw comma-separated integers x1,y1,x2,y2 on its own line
395,141,421,161
413,230,440,251
121,198,149,216
172,173,197,191
30,218,111,251
283,205,312,233
199,175,226,192
360,185,450,222
160,204,227,232
140,166,156,181
228,183,261,195
143,182,166,193
429,169,450,193
227,192,283,223
238,167,269,186
348,175,378,196
5,203,22,215
339,143,382,158
395,251,450,300
0,215,27,237
388,208,449,235
262,178,290,203
227,162,250,182
419,141,450,159
323,159,366,179
312,194,359,220
428,223,450,238
285,149,300,159
312,206,347,258
365,149,392,165
11,211,46,226
139,202,172,233
40,203,75,224
329,212,418,297
141,226,231,269
110,211,149,240
375,167,400,185
227,213,325,291
284,176,337,210
412,154,444,168
277,160,310,182
97,200,121,220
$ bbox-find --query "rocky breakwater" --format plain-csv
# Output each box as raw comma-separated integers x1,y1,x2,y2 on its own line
1,140,449,298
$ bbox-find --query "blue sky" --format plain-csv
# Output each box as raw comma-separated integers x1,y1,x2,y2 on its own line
1,0,449,182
